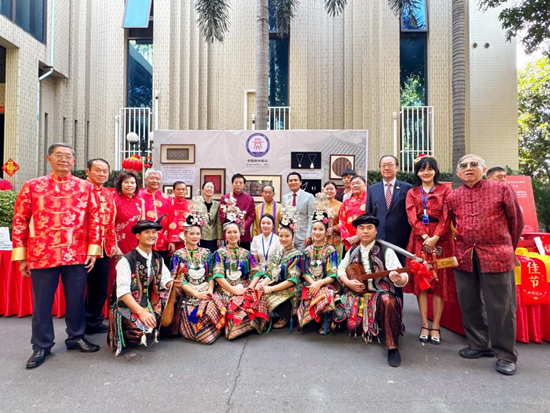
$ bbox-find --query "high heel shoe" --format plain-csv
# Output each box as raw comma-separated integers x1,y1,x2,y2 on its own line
429,328,441,345
419,326,430,343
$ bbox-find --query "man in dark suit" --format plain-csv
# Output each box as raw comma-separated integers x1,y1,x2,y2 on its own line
365,155,412,266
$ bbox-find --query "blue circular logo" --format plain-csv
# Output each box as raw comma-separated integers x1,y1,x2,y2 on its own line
246,133,270,157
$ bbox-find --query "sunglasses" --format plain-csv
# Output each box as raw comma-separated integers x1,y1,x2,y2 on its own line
458,161,479,170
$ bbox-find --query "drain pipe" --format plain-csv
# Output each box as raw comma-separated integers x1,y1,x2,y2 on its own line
36,0,55,177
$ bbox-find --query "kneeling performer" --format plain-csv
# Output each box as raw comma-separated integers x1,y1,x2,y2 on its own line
108,219,181,356
336,213,408,367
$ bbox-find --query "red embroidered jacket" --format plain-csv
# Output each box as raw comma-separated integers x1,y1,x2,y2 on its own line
11,172,102,269
88,179,118,257
168,197,191,243
339,191,367,249
137,188,174,251
448,179,524,273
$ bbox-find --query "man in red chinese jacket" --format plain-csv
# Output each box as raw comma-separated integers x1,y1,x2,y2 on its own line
449,154,524,376
219,173,256,250
168,181,191,252
339,175,367,253
85,158,122,334
138,169,174,266
12,143,102,369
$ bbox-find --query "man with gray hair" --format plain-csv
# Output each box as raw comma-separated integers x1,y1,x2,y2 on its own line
448,154,524,376
252,184,282,236
138,169,174,266
12,143,102,368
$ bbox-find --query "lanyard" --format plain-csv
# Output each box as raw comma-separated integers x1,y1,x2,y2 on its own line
421,187,434,213
262,233,274,264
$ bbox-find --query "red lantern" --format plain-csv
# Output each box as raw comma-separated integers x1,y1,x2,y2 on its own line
122,154,143,172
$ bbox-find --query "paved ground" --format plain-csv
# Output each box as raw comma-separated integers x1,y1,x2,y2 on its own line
1,297,549,413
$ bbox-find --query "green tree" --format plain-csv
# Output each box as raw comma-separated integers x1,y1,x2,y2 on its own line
195,0,419,130
400,73,425,107
478,0,550,57
517,57,550,181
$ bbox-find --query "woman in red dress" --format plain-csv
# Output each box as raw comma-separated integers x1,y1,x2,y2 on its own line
405,156,456,345
113,170,145,254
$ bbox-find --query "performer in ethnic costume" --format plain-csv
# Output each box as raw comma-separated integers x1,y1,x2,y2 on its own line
260,205,304,331
336,213,409,367
404,155,456,345
298,194,340,334
167,181,191,252
212,198,267,340
108,219,180,356
168,198,225,344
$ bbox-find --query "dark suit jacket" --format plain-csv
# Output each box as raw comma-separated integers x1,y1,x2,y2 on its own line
366,180,412,265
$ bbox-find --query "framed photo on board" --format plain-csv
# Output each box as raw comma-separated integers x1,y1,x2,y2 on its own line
163,185,174,196
185,185,193,199
200,168,226,200
242,175,282,203
329,154,355,180
160,144,195,164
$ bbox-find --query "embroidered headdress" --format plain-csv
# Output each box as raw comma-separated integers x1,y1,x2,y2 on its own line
182,195,207,231
221,194,246,231
312,192,330,229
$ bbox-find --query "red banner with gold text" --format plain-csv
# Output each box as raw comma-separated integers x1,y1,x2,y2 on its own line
517,255,549,305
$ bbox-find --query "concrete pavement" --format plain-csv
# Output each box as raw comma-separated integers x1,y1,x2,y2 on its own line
1,297,549,413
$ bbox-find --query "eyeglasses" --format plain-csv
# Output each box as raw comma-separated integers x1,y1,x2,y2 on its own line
380,163,396,169
51,154,74,161
458,161,480,170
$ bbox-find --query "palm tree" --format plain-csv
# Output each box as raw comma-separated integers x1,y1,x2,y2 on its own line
196,1,427,130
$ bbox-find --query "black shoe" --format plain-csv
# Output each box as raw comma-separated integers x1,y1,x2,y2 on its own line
419,326,430,343
387,349,401,367
459,346,495,359
67,338,100,353
26,349,51,369
429,328,441,345
496,359,516,376
85,324,109,335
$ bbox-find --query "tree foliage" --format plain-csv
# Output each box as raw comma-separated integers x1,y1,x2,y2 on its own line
518,57,550,181
478,0,550,57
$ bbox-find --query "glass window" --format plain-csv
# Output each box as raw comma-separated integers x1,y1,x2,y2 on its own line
128,39,153,108
269,36,289,107
401,0,427,32
400,36,426,106
0,0,12,19
15,0,45,42
122,0,152,29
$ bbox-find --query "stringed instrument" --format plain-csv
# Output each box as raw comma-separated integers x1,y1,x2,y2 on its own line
160,263,184,327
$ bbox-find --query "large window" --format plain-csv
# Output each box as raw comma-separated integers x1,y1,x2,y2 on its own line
128,39,153,108
0,0,45,42
122,0,152,29
268,2,289,107
400,1,428,106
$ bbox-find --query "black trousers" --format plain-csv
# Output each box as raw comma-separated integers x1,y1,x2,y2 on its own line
85,256,111,329
156,249,171,268
200,239,218,253
239,241,251,251
454,250,518,363
30,265,88,350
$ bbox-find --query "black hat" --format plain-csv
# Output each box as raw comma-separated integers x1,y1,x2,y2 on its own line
352,213,379,228
132,219,163,234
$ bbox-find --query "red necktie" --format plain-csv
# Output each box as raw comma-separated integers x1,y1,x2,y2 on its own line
385,183,392,209
292,193,297,207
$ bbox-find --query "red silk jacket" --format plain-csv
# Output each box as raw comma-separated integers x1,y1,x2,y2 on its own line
88,180,118,257
137,188,174,251
11,172,102,269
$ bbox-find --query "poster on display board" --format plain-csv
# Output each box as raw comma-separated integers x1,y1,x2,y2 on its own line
506,175,539,233
153,130,369,201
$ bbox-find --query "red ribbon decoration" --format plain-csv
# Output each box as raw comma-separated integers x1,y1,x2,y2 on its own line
517,255,549,305
410,260,433,291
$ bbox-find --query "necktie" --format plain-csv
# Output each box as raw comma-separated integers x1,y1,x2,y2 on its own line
292,193,297,207
385,183,392,209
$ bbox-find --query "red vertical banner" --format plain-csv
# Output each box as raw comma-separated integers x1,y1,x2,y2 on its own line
517,255,549,305
506,176,539,233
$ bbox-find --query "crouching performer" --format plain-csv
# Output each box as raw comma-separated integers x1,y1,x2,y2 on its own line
108,219,181,356
335,213,408,367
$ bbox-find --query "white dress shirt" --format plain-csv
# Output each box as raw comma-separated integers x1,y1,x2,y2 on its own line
251,233,281,271
337,240,408,290
382,177,397,198
116,247,172,299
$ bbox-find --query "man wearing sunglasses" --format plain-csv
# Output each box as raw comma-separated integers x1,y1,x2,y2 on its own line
448,154,524,376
